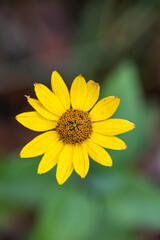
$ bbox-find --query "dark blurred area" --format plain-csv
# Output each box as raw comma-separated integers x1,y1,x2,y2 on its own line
0,0,160,240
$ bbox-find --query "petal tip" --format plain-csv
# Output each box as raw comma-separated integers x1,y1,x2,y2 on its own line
34,83,39,87
79,172,86,179
81,175,86,179
19,153,22,158
111,96,120,99
15,115,19,121
115,96,121,102
57,179,63,185
58,183,63,186
37,169,42,174
109,162,113,167
24,95,30,100
91,80,100,89
130,122,136,129
108,159,113,167
37,165,43,174
51,70,59,76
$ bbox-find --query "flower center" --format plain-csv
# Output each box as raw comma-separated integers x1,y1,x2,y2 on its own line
56,109,93,144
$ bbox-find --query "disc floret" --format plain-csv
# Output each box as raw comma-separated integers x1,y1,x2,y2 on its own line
56,109,93,144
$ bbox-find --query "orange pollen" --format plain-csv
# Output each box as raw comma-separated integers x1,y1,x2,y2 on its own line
56,109,93,144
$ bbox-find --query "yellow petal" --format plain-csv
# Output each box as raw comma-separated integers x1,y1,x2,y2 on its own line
56,144,74,185
70,74,87,110
27,97,58,121
93,119,135,135
38,140,64,174
82,80,100,111
73,143,89,178
90,96,120,121
51,71,70,110
90,132,127,150
20,131,59,158
16,111,57,132
34,83,65,116
85,139,112,166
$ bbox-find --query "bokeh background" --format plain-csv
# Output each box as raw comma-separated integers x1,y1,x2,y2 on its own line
0,0,160,239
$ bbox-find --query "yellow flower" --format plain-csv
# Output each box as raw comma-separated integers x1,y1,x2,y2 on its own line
16,71,135,185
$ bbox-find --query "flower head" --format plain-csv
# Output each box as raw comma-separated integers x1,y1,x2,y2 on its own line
16,71,135,185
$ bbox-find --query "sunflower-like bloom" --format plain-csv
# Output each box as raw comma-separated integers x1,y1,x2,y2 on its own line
16,71,135,185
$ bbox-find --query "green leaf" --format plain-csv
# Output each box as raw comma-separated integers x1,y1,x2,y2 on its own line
100,60,157,166
0,154,57,207
28,187,99,240
88,171,160,231
105,172,160,230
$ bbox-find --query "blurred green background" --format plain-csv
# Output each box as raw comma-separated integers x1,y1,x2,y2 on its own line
0,0,160,239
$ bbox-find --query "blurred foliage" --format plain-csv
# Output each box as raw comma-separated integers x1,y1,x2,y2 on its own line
0,61,160,240
100,60,157,168
0,0,160,239
0,0,159,91
69,0,159,77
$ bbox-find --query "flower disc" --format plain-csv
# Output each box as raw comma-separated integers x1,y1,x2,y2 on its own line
56,109,93,144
